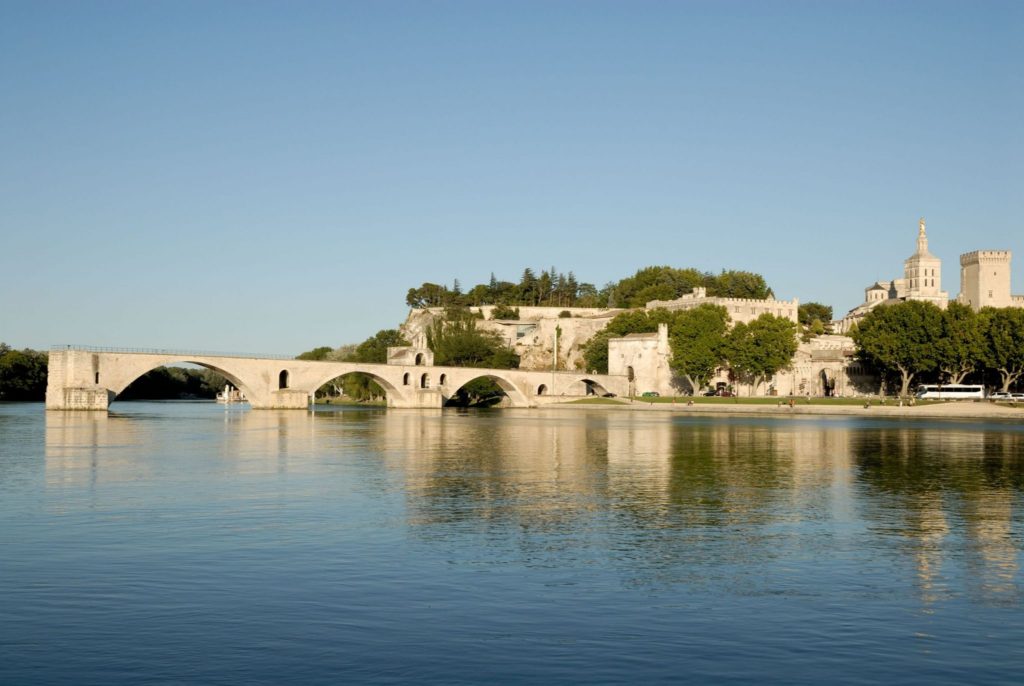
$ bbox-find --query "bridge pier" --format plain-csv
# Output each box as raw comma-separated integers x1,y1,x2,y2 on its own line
248,389,311,410
46,386,113,411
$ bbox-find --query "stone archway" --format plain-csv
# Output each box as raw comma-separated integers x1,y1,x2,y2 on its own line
308,368,408,408
104,357,258,408
820,369,836,397
446,373,531,408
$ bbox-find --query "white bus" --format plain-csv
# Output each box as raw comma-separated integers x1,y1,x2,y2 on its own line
914,384,985,400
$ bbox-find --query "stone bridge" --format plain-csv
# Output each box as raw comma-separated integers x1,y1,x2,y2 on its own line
45,347,629,411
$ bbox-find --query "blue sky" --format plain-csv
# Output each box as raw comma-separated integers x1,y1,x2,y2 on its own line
2,0,1021,353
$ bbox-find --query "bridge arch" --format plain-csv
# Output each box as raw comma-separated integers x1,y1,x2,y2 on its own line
308,368,407,407
580,378,610,396
106,357,258,406
446,372,531,408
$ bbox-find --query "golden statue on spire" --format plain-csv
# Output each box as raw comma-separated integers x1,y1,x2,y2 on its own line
919,217,926,235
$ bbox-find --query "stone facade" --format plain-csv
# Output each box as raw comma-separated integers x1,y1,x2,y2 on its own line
958,250,1024,311
387,346,434,367
608,324,674,396
645,287,799,324
838,218,949,333
902,218,949,307
608,329,875,398
402,306,624,372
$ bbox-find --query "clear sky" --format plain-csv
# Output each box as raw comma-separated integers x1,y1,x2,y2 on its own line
2,0,1021,354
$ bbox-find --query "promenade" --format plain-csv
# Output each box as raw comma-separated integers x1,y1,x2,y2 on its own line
557,399,1024,421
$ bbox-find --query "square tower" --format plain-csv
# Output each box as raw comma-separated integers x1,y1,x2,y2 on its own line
958,250,1013,311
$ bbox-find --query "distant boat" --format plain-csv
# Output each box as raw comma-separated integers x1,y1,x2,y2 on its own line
216,385,246,404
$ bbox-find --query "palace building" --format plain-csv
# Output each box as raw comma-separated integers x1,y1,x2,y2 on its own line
838,217,1024,333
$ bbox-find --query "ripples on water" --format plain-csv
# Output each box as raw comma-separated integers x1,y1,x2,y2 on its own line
1,402,1022,684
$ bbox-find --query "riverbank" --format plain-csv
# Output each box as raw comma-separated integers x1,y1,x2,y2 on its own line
558,397,1024,420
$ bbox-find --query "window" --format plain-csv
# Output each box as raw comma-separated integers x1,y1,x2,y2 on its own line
278,370,289,389
420,373,429,389
403,373,410,385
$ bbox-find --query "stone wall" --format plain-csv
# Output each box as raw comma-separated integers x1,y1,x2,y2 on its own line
645,287,799,325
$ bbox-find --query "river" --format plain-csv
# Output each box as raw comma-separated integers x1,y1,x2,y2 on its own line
1,402,1022,684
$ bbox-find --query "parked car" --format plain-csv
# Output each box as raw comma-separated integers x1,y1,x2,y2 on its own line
990,392,1011,400
641,391,660,398
602,392,617,398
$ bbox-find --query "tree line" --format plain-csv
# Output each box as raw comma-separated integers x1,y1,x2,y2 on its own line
851,301,1024,396
0,344,48,400
581,305,799,395
406,265,775,310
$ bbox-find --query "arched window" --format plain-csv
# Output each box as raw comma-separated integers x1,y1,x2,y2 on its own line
279,370,289,389
403,372,410,386
415,353,424,366
537,384,547,396
439,374,447,386
420,373,430,389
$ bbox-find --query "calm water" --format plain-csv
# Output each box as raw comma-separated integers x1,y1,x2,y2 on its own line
1,402,1023,684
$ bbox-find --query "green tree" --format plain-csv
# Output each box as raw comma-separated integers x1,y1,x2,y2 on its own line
0,347,48,400
296,346,334,361
518,268,538,305
936,302,983,384
798,302,833,326
349,329,408,363
427,308,519,369
490,304,520,320
979,307,1024,392
406,282,453,308
851,300,945,397
668,305,730,394
330,329,410,401
705,270,772,299
724,314,798,395
610,266,706,308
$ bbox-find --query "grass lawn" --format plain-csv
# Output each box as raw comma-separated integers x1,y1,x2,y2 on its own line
569,397,626,405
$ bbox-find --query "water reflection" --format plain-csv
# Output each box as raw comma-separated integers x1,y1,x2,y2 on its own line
851,427,1023,605
42,407,1023,603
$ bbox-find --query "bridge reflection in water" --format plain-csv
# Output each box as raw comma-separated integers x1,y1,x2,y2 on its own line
43,407,1023,604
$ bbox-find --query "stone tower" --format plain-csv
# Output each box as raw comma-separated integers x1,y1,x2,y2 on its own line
958,250,1013,311
903,218,948,307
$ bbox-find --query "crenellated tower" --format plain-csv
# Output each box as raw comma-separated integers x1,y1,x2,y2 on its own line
958,250,1013,310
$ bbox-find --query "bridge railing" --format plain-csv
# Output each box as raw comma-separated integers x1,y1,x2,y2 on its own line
50,345,296,360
